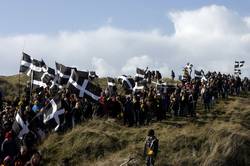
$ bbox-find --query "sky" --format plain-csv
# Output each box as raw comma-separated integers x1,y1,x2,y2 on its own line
0,0,249,77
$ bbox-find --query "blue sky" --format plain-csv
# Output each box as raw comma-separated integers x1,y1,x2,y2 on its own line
1,0,249,35
0,1,249,76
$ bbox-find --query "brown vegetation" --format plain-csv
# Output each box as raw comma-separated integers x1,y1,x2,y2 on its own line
40,95,250,166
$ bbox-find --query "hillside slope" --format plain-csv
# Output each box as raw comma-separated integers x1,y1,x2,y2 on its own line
40,95,250,166
0,74,28,100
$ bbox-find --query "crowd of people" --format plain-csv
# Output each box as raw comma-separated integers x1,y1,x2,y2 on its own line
0,69,249,165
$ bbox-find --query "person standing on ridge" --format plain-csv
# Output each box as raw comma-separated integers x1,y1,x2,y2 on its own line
144,129,159,166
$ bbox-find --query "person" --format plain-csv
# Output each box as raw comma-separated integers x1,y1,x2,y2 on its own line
14,146,31,166
144,129,159,166
1,131,18,160
171,70,175,80
123,95,133,127
24,151,42,166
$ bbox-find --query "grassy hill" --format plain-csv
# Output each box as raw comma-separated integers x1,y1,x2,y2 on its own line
1,75,249,165
39,95,250,166
0,74,28,100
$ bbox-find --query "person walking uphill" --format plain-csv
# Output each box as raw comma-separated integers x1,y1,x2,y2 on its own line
144,129,159,166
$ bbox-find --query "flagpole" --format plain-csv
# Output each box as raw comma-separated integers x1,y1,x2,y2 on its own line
18,52,22,99
18,72,21,98
29,70,33,106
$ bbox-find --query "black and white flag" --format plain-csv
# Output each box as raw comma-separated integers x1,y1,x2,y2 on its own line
107,77,116,87
234,68,241,75
239,61,245,67
67,70,101,101
32,60,56,89
135,68,145,82
19,52,43,76
118,75,135,91
67,69,89,95
194,70,203,78
43,97,65,131
12,112,30,139
235,61,245,68
234,61,240,68
133,82,144,93
185,62,193,76
20,52,32,74
89,71,98,80
32,71,47,90
56,62,73,86
41,61,56,84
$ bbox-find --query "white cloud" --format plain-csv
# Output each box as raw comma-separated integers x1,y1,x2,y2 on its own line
121,55,153,74
91,57,116,76
0,5,249,77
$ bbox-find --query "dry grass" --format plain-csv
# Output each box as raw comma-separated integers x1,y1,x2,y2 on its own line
1,75,249,165
39,95,250,166
0,74,28,100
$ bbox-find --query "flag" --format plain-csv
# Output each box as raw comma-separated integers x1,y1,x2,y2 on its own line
133,82,144,92
185,62,193,75
240,61,245,67
135,68,145,82
67,69,89,95
41,67,55,84
56,62,72,86
32,71,47,90
194,70,203,78
41,62,56,84
67,70,102,101
43,96,65,131
152,81,168,93
20,52,32,74
201,75,208,82
107,77,117,95
49,75,62,90
118,75,135,90
19,52,43,76
234,61,240,68
89,71,98,80
107,77,116,87
234,68,241,75
29,59,43,73
12,112,30,139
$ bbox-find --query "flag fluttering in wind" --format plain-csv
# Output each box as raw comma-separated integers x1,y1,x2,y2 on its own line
20,52,32,74
56,62,73,86
234,60,245,75
118,75,135,91
67,69,101,101
20,52,43,76
43,96,65,131
135,67,145,82
12,112,30,139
